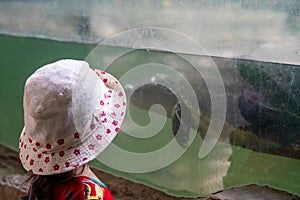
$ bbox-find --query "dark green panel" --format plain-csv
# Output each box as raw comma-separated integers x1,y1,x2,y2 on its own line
0,34,93,149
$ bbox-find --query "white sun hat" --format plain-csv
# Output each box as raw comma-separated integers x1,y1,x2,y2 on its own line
19,59,126,175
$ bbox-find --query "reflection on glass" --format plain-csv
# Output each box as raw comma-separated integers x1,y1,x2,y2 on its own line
91,46,300,196
235,60,300,159
0,0,299,63
127,52,300,159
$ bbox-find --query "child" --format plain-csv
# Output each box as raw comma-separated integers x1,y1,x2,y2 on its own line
19,59,126,200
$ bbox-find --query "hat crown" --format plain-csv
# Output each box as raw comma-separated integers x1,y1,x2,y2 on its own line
23,60,100,152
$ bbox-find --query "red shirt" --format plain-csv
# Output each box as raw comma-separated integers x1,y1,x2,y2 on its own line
23,176,114,200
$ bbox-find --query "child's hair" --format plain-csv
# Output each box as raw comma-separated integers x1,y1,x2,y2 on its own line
28,165,86,200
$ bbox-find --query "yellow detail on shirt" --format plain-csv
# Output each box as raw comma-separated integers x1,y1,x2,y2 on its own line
83,182,104,200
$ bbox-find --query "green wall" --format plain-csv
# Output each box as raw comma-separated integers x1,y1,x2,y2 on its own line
0,34,93,149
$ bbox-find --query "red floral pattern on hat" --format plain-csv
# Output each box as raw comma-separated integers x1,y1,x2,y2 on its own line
112,120,118,126
90,124,95,130
72,164,79,168
88,144,95,150
44,157,50,164
54,164,60,171
74,149,80,156
96,134,102,140
74,132,80,138
100,111,106,116
30,159,34,165
59,151,65,157
57,139,64,145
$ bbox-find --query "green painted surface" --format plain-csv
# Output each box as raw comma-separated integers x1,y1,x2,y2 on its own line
0,34,299,197
0,34,93,149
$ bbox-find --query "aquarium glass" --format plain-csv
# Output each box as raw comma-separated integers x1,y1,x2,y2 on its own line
0,0,300,198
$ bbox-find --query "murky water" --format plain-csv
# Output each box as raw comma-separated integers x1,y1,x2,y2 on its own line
0,34,299,197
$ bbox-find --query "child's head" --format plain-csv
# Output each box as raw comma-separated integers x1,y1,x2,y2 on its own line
19,59,126,175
